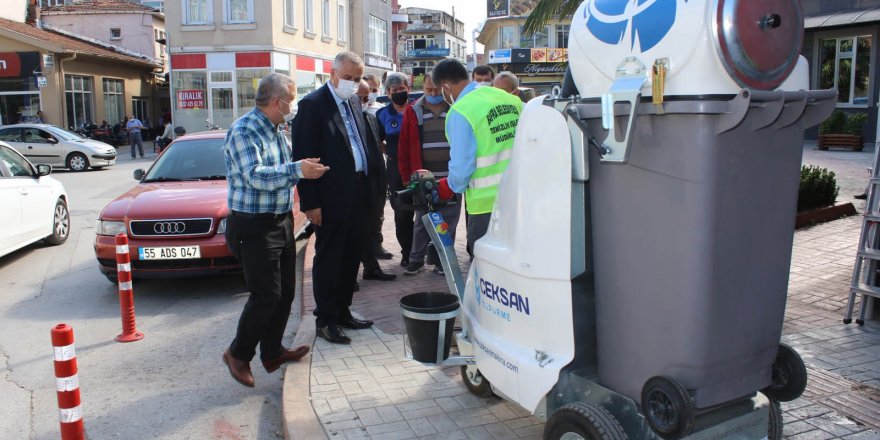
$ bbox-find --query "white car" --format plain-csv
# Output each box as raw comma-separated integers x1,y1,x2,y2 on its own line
0,124,117,171
0,141,69,258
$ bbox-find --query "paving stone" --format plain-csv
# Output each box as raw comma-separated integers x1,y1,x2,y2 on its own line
427,413,461,433
408,417,439,436
364,420,411,436
355,408,384,427
376,404,404,423
789,429,838,440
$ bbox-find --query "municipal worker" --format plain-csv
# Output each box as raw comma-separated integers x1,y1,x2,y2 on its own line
433,59,523,259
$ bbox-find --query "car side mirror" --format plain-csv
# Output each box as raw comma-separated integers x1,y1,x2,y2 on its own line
47,137,58,144
133,169,145,181
36,164,51,176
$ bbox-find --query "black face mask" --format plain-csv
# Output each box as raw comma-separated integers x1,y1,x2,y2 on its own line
391,91,409,106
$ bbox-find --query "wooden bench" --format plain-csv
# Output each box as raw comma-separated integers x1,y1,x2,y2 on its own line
818,134,863,151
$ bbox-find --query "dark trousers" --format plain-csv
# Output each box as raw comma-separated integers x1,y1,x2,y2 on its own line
387,158,414,260
129,132,144,158
225,212,295,362
361,188,387,273
313,179,369,327
466,212,492,260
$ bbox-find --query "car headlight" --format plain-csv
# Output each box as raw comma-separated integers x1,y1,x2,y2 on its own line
217,217,227,234
96,220,126,236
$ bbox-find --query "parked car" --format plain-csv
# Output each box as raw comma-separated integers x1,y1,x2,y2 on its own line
93,131,308,281
0,123,117,172
0,141,69,258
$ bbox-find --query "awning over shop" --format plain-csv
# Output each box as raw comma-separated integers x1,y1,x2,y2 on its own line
805,8,880,29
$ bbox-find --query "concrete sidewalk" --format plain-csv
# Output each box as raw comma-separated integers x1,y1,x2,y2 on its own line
284,144,880,440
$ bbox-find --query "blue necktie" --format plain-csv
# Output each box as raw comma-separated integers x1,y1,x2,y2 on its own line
343,102,368,175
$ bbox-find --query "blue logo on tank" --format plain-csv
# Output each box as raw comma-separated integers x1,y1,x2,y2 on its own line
585,0,685,52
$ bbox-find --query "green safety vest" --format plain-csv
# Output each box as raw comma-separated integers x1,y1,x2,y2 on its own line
446,86,523,215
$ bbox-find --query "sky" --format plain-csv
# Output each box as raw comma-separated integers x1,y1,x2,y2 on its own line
399,0,488,53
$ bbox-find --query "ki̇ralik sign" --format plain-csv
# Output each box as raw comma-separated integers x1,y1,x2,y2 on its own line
176,89,205,109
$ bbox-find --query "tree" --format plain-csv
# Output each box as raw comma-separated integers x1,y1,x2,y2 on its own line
522,0,580,36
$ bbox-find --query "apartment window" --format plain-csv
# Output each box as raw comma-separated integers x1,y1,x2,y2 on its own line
305,0,314,32
369,15,388,56
141,0,164,12
183,0,211,25
110,28,121,40
132,97,148,122
519,25,549,47
283,0,295,28
41,0,72,6
337,2,346,42
819,36,872,105
225,0,253,23
65,75,94,130
500,26,515,49
102,79,124,125
555,24,570,48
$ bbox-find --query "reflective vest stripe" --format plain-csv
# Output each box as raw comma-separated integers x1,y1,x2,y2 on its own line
470,173,503,189
475,148,514,169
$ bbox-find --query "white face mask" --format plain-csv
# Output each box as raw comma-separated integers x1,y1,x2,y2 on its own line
279,99,297,123
367,92,378,106
477,81,492,88
334,78,358,100
441,84,456,106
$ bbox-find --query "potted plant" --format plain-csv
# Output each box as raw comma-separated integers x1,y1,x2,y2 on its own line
795,165,855,228
818,110,867,151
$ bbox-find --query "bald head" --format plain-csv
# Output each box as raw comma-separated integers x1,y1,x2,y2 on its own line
357,79,371,105
493,72,519,94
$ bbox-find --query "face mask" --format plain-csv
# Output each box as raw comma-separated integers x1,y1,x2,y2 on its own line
425,94,444,105
391,91,409,106
477,81,492,88
441,85,456,106
334,78,357,100
279,99,297,123
368,92,378,106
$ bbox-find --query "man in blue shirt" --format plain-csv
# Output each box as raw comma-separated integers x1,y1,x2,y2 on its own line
222,73,329,387
125,115,145,159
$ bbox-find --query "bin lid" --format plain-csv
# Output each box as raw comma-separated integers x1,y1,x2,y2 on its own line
712,0,803,90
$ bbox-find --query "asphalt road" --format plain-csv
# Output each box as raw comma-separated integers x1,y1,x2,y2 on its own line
0,149,304,440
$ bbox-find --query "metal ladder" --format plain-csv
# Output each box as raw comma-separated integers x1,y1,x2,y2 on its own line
845,148,880,325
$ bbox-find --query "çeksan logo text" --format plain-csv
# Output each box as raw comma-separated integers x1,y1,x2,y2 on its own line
477,277,531,320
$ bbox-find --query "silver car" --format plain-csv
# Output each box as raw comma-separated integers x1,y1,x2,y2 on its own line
0,124,117,171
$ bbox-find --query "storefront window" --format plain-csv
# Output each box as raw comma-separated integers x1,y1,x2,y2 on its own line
237,68,271,109
296,71,317,100
520,25,550,47
0,94,41,126
172,70,208,133
819,35,872,105
0,77,39,93
500,26,515,49
102,78,124,125
132,97,148,123
65,75,94,130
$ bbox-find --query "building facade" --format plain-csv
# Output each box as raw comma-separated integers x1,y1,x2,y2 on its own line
165,0,348,133
397,7,466,81
389,0,407,73
349,0,393,77
477,0,569,95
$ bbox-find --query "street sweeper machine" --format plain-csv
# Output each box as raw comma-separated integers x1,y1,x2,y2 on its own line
396,0,838,439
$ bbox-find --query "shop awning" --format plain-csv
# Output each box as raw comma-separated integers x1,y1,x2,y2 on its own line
805,8,880,29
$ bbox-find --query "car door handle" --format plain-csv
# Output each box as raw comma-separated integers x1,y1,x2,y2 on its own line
20,189,28,195
27,146,33,149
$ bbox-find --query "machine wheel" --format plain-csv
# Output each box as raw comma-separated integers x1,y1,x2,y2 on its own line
44,198,69,245
460,366,493,397
544,403,626,440
641,376,695,439
560,67,579,98
762,343,807,402
66,152,89,172
767,398,783,440
105,274,118,284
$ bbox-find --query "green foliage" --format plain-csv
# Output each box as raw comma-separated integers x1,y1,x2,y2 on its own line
797,165,839,212
522,0,580,36
412,74,425,91
819,110,866,135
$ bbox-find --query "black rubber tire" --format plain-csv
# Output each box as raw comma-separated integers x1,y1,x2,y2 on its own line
544,403,626,440
460,366,494,398
767,398,783,440
561,66,579,98
44,198,69,245
762,343,808,402
105,274,118,284
641,376,695,439
66,152,89,172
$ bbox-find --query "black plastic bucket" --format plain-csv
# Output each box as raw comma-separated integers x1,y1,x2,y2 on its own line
400,292,460,364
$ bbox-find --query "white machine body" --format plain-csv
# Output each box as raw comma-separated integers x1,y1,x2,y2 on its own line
461,98,576,413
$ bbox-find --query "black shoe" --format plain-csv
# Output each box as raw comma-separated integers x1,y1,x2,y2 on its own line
855,193,868,200
353,281,360,292
400,257,410,267
363,270,397,281
404,261,425,275
317,325,351,344
434,265,445,276
372,246,393,260
340,315,373,329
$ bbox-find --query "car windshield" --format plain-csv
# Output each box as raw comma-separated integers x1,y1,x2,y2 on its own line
142,138,227,182
48,126,84,141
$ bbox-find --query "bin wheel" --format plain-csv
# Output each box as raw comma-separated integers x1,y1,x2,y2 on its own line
761,343,807,402
460,366,493,398
543,403,626,440
767,398,783,440
641,376,695,439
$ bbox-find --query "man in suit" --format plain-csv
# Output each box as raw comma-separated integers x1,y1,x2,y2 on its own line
292,52,378,344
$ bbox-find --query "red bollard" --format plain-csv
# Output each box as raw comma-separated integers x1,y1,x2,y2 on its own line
115,233,144,342
52,324,84,440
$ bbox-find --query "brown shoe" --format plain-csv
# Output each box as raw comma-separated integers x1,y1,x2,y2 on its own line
223,349,255,387
261,345,311,373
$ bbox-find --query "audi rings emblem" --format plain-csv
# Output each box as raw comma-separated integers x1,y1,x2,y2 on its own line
153,221,186,234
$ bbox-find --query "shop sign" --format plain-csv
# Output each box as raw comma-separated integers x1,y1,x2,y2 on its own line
0,52,40,78
365,54,393,70
488,0,509,18
508,62,568,77
176,89,205,109
408,48,450,58
35,76,47,88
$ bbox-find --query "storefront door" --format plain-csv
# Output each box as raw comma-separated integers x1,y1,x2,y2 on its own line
209,87,234,130
0,92,41,126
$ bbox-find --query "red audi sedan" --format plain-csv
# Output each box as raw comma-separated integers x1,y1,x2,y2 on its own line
93,131,308,282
